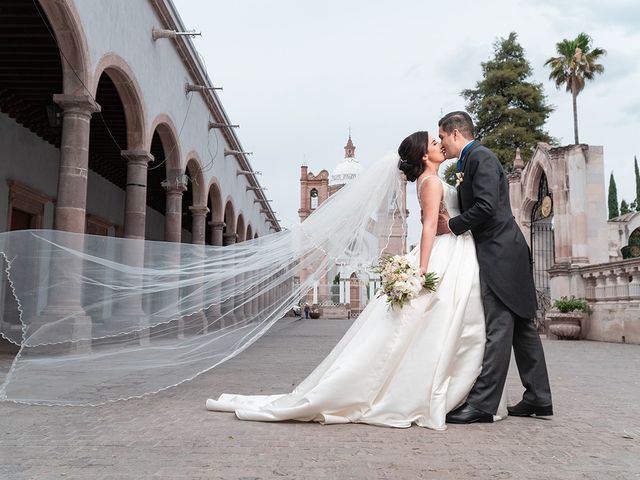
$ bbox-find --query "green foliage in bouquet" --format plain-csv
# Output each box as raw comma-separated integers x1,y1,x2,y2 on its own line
372,255,440,310
422,272,439,293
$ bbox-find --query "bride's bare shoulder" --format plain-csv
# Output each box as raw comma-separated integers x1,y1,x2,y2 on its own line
417,175,444,196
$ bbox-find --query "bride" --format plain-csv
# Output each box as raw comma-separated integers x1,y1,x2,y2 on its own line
206,131,507,429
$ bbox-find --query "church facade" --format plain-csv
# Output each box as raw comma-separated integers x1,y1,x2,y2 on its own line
509,143,640,344
298,136,407,316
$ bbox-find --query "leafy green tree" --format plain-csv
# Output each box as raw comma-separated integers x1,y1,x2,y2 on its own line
635,156,640,211
608,172,619,219
462,32,554,168
620,199,631,215
442,163,458,187
545,32,606,144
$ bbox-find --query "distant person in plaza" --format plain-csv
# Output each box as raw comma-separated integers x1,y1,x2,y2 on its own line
304,304,310,319
207,113,552,428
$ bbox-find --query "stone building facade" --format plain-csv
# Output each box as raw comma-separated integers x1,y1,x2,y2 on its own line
0,0,278,244
509,143,639,344
0,0,281,350
298,136,407,316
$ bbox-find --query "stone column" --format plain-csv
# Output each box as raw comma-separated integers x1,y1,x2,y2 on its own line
345,278,351,304
121,150,154,240
205,221,225,326
189,206,209,245
616,269,629,301
312,281,319,304
52,94,101,233
160,180,187,337
39,95,100,352
221,232,238,324
209,221,225,246
605,272,617,301
223,232,237,246
339,279,345,304
628,269,640,300
595,273,607,301
164,179,187,243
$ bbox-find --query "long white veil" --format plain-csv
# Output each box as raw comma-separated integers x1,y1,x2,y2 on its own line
0,153,406,406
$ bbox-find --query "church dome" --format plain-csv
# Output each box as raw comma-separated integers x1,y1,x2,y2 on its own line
329,135,363,187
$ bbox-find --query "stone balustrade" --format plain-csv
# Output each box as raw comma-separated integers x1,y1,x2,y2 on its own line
556,258,640,344
579,258,640,303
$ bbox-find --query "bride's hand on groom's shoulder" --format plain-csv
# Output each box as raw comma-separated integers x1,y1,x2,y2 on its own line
436,213,451,236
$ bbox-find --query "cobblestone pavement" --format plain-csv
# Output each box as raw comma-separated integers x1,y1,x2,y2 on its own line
1,318,639,480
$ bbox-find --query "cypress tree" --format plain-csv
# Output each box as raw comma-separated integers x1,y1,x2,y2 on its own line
608,172,619,219
620,199,630,215
635,156,640,211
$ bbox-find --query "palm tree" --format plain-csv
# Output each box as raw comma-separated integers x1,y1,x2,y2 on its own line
545,32,606,144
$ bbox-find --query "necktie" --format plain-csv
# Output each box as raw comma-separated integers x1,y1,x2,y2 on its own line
457,141,475,172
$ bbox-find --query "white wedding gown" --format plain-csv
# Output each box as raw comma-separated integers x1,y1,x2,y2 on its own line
206,178,507,430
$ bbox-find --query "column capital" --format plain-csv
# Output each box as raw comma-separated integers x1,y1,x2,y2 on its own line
208,221,225,229
189,205,209,217
121,150,154,165
53,94,101,115
163,183,187,195
223,232,238,245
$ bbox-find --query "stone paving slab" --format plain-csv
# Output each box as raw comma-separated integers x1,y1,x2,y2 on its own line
0,318,639,479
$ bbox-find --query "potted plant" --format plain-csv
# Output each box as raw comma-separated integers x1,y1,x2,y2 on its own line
309,303,322,319
546,296,590,340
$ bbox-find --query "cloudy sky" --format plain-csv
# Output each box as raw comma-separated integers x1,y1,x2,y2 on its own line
173,0,640,244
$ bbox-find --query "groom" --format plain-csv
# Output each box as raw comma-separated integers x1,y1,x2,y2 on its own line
437,111,553,424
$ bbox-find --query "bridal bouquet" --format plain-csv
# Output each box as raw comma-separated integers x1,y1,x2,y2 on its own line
372,255,439,309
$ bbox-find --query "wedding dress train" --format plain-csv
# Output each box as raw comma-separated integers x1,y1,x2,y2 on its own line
206,179,507,429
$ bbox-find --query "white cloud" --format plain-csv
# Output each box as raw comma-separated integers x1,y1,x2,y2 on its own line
173,0,640,241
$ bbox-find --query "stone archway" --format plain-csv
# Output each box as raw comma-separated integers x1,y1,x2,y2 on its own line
146,116,181,241
37,0,91,96
223,200,236,246
183,155,207,244
206,179,223,246
622,227,640,259
92,55,146,151
530,172,555,320
236,214,246,243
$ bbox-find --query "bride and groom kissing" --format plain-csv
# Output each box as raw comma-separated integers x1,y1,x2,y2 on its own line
206,111,553,430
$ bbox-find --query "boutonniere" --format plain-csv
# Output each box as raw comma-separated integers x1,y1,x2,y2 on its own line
455,172,464,187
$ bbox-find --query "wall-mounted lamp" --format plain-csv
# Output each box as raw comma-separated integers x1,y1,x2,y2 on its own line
237,169,262,177
209,121,239,130
225,148,253,157
185,83,223,95
46,104,63,128
152,28,201,41
161,174,189,189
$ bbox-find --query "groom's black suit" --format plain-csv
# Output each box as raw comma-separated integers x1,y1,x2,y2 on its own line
449,142,552,415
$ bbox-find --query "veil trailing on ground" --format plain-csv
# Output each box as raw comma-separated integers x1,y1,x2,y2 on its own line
0,153,407,406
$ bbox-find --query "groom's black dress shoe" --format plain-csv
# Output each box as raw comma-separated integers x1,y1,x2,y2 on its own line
507,400,553,417
445,403,493,424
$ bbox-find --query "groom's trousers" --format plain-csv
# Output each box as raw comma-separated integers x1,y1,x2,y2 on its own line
466,277,553,415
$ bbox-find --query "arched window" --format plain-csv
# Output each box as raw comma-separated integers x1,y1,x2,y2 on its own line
310,188,319,209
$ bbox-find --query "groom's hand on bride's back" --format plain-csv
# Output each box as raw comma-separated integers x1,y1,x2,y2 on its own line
436,213,451,236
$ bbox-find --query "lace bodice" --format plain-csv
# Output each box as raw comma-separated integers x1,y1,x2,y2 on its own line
416,175,460,220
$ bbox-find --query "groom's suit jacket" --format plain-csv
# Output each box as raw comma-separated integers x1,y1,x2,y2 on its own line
448,142,537,319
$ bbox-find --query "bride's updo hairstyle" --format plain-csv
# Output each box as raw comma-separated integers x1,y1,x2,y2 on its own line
397,131,428,182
